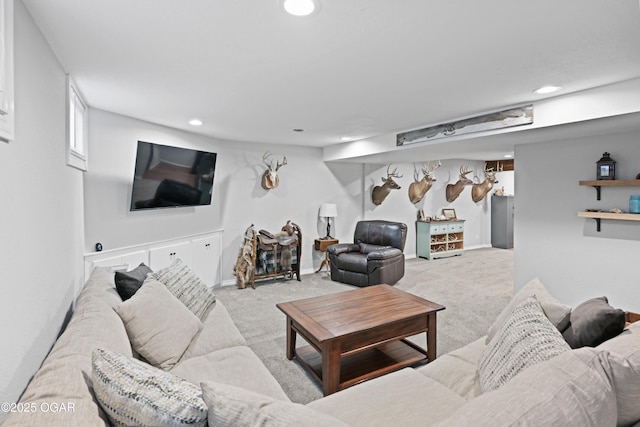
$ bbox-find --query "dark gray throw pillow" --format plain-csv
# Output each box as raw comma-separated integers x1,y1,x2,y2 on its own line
562,296,625,349
114,263,153,301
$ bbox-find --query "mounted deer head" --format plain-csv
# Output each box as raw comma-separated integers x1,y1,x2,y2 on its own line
445,165,473,202
261,151,287,190
408,160,441,204
372,164,403,206
471,167,498,203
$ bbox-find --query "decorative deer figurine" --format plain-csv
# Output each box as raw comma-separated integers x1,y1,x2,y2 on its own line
445,165,473,202
261,151,287,190
408,160,441,204
372,164,403,205
471,167,498,203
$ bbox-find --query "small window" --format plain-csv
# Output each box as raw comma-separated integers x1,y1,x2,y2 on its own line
67,76,88,171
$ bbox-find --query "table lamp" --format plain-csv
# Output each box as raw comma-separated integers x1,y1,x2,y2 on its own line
319,203,337,239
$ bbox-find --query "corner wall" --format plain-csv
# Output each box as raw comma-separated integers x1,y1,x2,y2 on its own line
0,1,85,416
515,127,640,310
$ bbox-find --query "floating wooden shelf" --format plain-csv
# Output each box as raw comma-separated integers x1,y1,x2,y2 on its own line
579,180,640,200
578,211,640,232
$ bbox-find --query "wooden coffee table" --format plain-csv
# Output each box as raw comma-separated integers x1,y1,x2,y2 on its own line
276,284,445,395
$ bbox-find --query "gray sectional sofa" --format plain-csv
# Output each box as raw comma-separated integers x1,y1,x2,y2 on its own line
4,266,640,426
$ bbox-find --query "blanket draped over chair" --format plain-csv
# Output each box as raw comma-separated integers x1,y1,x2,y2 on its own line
234,221,302,289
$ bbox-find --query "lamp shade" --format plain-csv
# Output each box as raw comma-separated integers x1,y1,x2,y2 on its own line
319,203,337,218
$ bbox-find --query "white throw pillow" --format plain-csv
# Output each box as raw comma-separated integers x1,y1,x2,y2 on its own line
114,277,202,369
152,258,216,319
486,276,571,343
92,349,207,427
478,296,570,392
200,381,349,427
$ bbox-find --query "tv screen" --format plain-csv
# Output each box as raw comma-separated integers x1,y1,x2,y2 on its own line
130,141,217,211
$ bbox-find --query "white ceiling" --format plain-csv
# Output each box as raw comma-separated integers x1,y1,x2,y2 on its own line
23,0,640,160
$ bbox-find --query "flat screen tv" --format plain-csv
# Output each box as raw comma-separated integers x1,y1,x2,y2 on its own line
130,141,217,211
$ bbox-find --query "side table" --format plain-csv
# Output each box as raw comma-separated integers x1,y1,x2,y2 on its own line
314,238,338,274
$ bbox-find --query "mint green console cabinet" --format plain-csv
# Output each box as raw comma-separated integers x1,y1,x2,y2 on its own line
416,220,465,260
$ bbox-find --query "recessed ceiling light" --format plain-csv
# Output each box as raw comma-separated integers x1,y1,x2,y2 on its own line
340,136,351,141
283,0,316,16
504,154,513,158
533,85,562,95
189,119,203,126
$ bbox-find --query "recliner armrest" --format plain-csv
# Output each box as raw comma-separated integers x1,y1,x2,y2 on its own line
327,243,360,256
367,247,402,260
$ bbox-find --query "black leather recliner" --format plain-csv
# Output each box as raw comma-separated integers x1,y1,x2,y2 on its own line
327,220,407,287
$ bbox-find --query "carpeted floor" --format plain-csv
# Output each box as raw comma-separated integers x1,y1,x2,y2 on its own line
214,247,513,404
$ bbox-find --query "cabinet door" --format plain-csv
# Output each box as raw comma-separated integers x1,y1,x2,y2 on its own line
148,241,192,271
192,235,221,287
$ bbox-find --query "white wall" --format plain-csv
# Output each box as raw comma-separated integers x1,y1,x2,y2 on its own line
84,109,369,282
0,1,85,416
85,111,496,283
515,129,640,311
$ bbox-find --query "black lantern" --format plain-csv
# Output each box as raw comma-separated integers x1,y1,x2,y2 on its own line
596,152,616,180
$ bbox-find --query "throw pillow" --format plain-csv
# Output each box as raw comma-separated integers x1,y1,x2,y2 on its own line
200,381,349,427
486,277,571,343
478,296,571,392
440,348,617,427
562,296,626,349
152,258,216,319
114,278,202,369
92,349,207,427
114,262,153,300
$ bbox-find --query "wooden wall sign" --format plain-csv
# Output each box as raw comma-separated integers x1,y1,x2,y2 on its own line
397,105,533,146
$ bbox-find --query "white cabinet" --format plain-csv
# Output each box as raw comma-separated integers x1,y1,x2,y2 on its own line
149,241,192,271
192,236,221,287
88,251,147,274
84,230,223,287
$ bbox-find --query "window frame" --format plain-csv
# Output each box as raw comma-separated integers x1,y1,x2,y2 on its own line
66,76,88,171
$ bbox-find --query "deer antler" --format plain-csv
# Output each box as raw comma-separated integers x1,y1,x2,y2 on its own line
387,164,402,178
276,156,287,171
427,160,441,175
263,151,274,169
460,165,472,177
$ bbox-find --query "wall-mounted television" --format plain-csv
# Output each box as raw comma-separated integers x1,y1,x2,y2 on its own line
130,141,217,211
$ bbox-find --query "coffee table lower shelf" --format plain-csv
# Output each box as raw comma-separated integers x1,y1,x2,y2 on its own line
294,339,427,392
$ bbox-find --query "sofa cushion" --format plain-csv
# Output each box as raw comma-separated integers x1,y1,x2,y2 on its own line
597,321,640,361
486,276,571,343
562,296,626,348
152,258,216,319
170,346,290,401
478,296,570,392
200,381,347,427
92,349,207,427
418,336,485,399
114,262,152,300
114,278,202,370
437,348,618,427
607,350,640,427
307,368,466,427
180,299,247,360
598,322,640,426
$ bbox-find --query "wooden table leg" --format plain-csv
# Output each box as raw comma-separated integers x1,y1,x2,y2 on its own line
426,312,437,362
322,341,341,396
285,318,296,360
315,252,330,274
